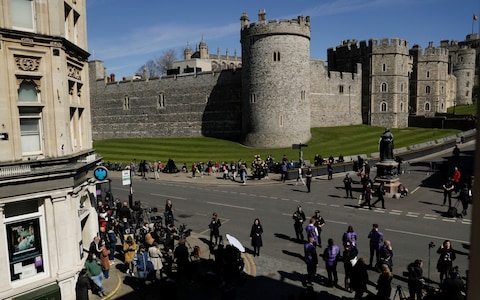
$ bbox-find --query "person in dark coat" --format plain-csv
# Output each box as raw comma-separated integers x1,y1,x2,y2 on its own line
350,257,368,300
75,268,91,300
249,218,263,256
458,183,470,216
343,173,354,198
372,182,386,209
209,212,222,247
376,263,393,300
407,259,424,300
305,167,313,193
292,205,306,242
441,266,465,300
437,240,456,283
342,241,358,292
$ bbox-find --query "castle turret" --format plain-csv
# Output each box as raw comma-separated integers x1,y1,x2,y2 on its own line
410,42,449,115
240,10,311,148
184,42,192,60
199,36,208,59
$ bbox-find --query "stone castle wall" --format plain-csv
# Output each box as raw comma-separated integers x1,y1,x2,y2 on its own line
89,62,242,140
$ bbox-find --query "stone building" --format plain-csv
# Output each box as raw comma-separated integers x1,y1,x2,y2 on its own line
0,1,101,299
89,10,363,148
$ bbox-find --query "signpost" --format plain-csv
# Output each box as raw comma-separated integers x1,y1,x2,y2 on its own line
292,143,308,165
122,170,134,208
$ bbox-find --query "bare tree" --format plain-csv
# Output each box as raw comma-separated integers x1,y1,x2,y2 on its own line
137,59,160,79
156,49,178,75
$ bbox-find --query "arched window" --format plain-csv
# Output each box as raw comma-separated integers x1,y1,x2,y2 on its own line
380,102,387,112
18,81,38,102
400,102,404,112
425,102,430,111
381,82,388,92
425,86,431,94
382,64,387,72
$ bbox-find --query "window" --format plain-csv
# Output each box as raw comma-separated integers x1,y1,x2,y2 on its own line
425,102,430,111
339,85,344,94
426,71,430,78
381,82,388,92
279,114,284,127
380,102,387,112
300,91,306,100
382,64,387,72
4,200,47,282
400,83,404,92
18,81,38,102
250,93,256,104
123,96,130,110
11,0,35,31
426,86,431,94
20,111,43,154
157,93,165,108
273,51,281,62
400,102,404,112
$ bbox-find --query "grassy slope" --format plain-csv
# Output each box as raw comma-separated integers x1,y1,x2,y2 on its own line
93,125,461,165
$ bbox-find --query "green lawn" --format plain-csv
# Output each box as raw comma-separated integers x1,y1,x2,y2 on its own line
447,103,477,115
93,125,461,166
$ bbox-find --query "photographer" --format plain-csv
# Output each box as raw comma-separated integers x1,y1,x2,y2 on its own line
407,259,424,300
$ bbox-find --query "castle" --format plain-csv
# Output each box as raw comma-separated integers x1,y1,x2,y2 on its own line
89,9,478,148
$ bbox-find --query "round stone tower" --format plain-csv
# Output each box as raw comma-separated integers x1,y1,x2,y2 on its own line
240,10,311,148
452,45,476,105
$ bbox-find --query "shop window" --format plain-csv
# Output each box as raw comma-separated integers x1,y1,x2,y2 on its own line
4,200,46,282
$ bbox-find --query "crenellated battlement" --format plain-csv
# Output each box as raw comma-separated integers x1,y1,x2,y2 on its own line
410,42,449,62
240,11,310,40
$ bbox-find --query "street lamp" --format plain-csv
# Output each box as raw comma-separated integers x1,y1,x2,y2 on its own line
453,100,456,116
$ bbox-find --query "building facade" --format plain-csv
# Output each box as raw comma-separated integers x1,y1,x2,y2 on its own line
0,1,100,298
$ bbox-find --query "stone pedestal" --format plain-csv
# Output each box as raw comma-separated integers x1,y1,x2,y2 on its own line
374,160,402,198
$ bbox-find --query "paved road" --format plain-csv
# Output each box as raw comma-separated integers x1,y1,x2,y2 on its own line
104,141,473,299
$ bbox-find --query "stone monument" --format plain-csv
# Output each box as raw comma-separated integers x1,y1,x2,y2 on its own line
375,128,402,197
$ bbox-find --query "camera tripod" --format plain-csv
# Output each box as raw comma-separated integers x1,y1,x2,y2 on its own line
393,285,407,300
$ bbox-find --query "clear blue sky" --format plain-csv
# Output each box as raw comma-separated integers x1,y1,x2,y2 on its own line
87,0,480,79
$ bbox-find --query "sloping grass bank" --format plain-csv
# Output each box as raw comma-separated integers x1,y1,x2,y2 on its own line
93,125,461,165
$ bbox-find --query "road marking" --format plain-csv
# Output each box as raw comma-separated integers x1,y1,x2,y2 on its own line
329,204,341,208
386,228,470,245
423,216,437,220
389,211,401,215
410,186,420,194
441,218,457,223
206,201,255,210
150,193,187,200
326,219,348,225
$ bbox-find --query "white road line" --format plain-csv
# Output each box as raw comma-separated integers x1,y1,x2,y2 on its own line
206,201,255,210
330,204,341,208
389,212,401,215
150,193,187,200
423,216,437,220
386,228,470,245
410,186,420,194
406,214,419,218
441,218,457,223
282,198,290,201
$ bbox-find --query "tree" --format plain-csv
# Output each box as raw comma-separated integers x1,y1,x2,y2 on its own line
136,59,160,79
156,49,177,75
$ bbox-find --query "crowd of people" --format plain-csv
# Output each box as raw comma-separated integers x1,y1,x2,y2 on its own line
295,205,466,300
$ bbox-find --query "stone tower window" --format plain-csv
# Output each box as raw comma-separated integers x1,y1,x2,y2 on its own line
123,95,130,110
250,93,256,104
380,102,387,112
339,85,344,94
382,64,387,72
273,51,281,62
425,102,431,111
466,81,470,87
425,86,431,94
157,93,165,109
400,83,404,92
301,91,306,100
381,82,388,92
426,71,430,78
400,102,404,112
279,114,284,127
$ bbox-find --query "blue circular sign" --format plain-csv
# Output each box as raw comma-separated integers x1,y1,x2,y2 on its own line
93,166,108,181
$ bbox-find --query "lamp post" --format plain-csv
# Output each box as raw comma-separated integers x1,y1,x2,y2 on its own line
453,100,456,116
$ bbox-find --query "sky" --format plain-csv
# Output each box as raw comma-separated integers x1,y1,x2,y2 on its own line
86,0,480,79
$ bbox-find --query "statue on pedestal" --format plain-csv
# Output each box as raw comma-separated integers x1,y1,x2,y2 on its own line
379,128,394,162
